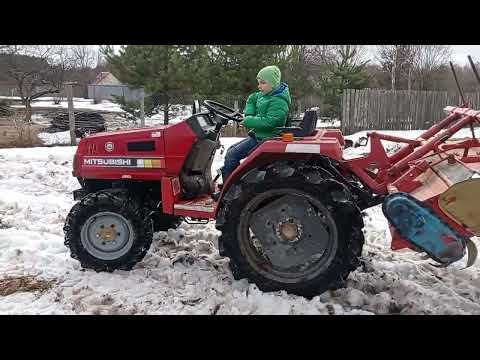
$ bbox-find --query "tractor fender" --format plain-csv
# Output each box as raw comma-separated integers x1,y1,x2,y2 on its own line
215,157,358,229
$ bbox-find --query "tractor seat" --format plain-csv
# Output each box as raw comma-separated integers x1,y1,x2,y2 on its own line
276,110,318,137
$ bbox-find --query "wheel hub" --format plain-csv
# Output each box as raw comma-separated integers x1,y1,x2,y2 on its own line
80,211,133,261
249,194,331,269
98,224,117,242
277,219,302,242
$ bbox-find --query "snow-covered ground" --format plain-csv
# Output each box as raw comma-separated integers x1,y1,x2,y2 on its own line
317,119,341,128
37,132,81,146
4,96,190,123
10,98,125,114
1,134,480,314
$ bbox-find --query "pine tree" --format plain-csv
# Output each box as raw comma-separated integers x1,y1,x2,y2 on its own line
210,45,287,97
103,45,208,124
281,45,315,113
314,46,370,118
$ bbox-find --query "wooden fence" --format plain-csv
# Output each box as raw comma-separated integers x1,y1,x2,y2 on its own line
221,122,249,137
342,89,480,135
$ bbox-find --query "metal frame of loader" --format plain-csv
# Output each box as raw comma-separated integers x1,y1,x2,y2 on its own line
160,57,480,256
159,105,480,242
344,106,480,250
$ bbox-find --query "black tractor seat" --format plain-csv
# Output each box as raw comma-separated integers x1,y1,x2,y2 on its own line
275,110,318,137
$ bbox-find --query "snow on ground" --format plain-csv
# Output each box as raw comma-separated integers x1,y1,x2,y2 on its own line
37,131,81,146
1,134,480,314
1,96,93,102
317,119,341,128
6,97,125,114
144,105,194,127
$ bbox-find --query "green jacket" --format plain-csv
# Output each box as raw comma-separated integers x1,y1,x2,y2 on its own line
243,82,291,139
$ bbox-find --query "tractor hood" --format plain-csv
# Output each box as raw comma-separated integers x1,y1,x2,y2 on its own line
76,126,169,159
73,120,198,180
84,125,172,139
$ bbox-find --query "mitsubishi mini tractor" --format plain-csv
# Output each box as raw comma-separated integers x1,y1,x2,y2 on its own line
64,62,480,297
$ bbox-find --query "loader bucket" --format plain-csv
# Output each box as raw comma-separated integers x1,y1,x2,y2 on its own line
439,178,480,236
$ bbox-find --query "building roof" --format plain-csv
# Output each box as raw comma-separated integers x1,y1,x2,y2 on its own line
92,72,122,86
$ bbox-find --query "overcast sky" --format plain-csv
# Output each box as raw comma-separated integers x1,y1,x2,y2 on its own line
450,45,480,64
366,45,480,65
106,45,480,65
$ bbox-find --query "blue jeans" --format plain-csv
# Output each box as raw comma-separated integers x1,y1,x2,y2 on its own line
221,136,261,181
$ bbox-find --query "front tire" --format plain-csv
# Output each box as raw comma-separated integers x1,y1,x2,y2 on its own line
64,189,153,272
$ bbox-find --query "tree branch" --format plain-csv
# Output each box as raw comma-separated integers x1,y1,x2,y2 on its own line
30,88,60,100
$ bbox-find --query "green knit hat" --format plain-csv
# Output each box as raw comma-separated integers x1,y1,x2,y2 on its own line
257,65,281,89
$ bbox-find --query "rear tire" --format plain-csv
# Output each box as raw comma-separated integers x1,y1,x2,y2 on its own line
64,189,153,272
218,162,364,298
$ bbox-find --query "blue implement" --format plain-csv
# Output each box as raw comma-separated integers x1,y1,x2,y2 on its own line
382,192,466,265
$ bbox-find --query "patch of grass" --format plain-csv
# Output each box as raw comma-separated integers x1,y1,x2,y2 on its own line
0,119,45,149
0,275,54,297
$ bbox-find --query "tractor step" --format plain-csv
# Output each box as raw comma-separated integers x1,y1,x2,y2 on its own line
73,188,87,201
173,194,217,220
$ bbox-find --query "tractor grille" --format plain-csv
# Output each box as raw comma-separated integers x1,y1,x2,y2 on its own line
87,143,98,155
127,141,156,152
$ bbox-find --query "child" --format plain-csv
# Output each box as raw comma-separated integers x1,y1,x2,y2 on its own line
216,65,291,193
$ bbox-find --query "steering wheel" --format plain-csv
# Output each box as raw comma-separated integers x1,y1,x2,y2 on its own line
203,100,243,122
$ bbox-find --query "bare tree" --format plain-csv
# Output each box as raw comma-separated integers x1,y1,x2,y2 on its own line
0,45,74,121
50,46,76,103
330,45,369,68
304,45,369,67
70,45,98,70
303,45,371,117
304,45,335,64
412,45,452,90
376,45,417,90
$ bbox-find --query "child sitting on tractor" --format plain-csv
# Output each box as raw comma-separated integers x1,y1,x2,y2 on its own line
213,65,291,199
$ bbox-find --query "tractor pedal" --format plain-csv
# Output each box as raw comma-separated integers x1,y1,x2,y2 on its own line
184,217,209,225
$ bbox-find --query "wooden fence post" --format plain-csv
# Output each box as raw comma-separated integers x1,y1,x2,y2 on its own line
233,100,239,137
65,82,76,146
140,88,145,127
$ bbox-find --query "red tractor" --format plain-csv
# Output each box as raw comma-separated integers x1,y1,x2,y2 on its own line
64,98,480,298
